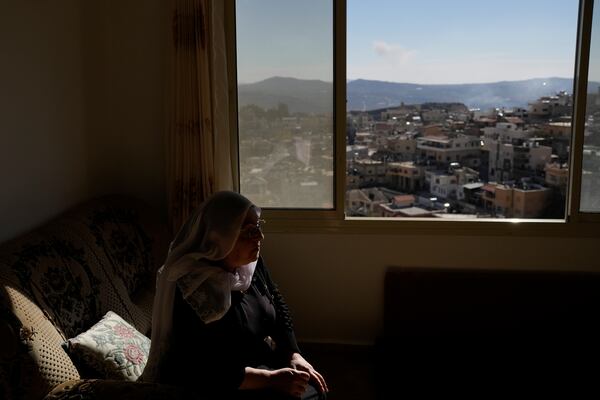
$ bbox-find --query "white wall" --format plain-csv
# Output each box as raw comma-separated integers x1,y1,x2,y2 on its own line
0,1,89,243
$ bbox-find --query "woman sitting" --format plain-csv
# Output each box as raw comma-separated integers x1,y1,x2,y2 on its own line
141,191,328,399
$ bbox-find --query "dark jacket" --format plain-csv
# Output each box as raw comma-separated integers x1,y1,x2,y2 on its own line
159,257,300,395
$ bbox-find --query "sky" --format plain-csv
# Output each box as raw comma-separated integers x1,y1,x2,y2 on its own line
236,0,582,85
591,0,600,82
236,0,333,84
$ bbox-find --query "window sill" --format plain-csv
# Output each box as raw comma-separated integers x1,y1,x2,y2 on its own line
261,212,600,237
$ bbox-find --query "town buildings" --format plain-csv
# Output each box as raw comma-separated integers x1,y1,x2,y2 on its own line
344,91,586,218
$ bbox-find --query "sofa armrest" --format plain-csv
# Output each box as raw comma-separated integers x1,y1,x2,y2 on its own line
44,379,187,400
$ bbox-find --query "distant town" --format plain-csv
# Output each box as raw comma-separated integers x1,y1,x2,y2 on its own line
238,86,600,217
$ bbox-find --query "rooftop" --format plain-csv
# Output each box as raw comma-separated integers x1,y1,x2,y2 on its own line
393,195,416,203
397,207,440,217
464,182,485,190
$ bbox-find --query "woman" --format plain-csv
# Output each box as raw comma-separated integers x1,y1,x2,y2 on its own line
141,191,328,399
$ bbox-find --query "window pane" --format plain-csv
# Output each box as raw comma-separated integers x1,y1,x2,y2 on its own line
236,0,334,209
580,0,600,213
347,0,579,219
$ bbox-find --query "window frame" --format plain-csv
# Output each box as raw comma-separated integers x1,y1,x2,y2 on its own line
570,0,600,223
229,0,600,237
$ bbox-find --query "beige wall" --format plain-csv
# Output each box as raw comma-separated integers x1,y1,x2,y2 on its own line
262,233,600,345
82,0,167,214
0,0,167,243
0,1,89,243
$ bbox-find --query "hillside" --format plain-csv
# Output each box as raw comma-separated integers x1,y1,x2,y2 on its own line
237,76,600,112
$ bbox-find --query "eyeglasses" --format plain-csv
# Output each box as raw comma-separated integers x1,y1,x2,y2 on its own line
240,219,266,239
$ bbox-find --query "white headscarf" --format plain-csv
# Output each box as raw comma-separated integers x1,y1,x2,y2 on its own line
141,191,259,382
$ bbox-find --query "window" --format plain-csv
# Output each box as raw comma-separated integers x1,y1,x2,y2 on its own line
346,0,579,219
232,0,600,232
235,0,334,209
580,0,600,213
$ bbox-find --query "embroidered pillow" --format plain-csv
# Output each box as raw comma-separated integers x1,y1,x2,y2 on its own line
65,311,150,381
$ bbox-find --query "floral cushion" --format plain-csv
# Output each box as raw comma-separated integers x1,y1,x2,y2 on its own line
65,311,150,381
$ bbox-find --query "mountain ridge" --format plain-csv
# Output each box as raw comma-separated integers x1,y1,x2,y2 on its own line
237,76,600,112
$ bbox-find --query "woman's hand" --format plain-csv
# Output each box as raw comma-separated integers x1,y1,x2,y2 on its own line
289,352,329,394
269,367,310,398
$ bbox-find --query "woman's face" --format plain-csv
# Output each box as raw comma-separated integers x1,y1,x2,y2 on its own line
222,209,264,270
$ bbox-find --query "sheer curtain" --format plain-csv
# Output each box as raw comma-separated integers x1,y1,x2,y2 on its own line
166,0,237,233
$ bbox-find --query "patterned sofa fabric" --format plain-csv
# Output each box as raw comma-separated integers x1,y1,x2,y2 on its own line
0,196,169,400
7,233,104,340
44,379,186,400
84,205,154,295
0,279,81,400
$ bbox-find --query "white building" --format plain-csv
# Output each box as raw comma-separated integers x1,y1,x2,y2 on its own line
487,140,552,182
417,134,481,164
427,171,459,199
346,145,369,167
482,122,530,143
346,188,388,217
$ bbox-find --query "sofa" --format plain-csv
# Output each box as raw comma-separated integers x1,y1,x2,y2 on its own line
376,266,600,398
0,196,184,400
